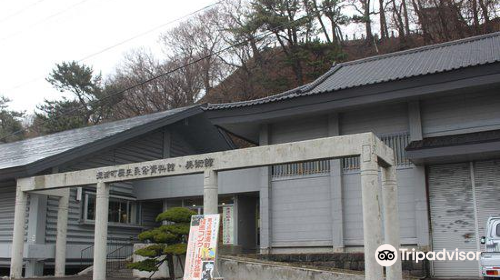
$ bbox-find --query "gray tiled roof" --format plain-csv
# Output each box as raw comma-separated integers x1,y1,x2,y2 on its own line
0,105,198,170
208,32,500,110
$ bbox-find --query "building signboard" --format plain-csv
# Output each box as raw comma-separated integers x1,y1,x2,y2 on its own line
222,206,234,245
183,214,220,280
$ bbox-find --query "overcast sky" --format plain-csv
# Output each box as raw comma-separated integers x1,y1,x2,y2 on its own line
0,0,215,112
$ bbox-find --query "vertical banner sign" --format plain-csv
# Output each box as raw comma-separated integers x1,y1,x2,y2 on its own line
183,214,220,280
222,206,234,245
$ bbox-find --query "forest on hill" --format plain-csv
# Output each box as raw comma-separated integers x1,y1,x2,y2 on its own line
1,0,499,142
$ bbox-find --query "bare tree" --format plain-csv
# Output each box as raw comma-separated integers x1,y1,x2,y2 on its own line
106,49,203,119
160,8,229,98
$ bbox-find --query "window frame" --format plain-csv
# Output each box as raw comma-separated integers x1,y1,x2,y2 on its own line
82,190,142,226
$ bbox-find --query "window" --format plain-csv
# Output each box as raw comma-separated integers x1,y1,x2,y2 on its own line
496,223,500,237
83,192,141,225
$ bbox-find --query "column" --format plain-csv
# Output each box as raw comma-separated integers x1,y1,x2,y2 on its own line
203,170,218,215
25,194,47,277
93,182,110,280
382,166,403,280
10,187,28,279
258,124,272,254
408,101,430,249
328,113,344,252
55,189,70,277
360,144,383,280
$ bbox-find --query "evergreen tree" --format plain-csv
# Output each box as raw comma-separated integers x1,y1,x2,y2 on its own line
128,207,196,280
0,96,25,143
33,61,121,134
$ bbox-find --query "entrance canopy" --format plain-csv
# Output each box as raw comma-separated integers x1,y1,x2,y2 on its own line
11,132,402,280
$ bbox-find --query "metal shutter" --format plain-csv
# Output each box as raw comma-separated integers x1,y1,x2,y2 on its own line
474,160,500,251
428,163,479,277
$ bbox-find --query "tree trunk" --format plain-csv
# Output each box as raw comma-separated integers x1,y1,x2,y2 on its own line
472,0,480,33
363,0,374,43
392,0,406,36
478,0,491,31
291,47,304,84
167,255,175,280
412,0,433,43
402,0,411,35
311,0,331,43
379,0,389,39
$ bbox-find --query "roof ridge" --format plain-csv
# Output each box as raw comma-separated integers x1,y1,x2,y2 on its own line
207,85,306,109
300,64,343,92
339,31,500,67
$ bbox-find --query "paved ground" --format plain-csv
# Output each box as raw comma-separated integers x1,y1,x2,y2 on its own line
18,276,483,280
21,277,136,280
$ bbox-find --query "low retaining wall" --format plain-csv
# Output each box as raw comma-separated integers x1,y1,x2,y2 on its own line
254,253,428,278
219,255,365,280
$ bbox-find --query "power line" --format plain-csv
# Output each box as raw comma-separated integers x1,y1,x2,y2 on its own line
0,9,319,142
0,0,91,43
2,1,222,93
0,0,47,24
77,1,223,63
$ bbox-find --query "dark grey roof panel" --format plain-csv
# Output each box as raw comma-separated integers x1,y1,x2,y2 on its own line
406,129,500,151
207,32,500,110
0,105,198,170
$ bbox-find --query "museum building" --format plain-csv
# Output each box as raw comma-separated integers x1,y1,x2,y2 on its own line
1,32,499,278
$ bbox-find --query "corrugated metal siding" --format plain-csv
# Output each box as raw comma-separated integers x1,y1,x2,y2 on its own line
343,168,417,246
342,132,411,172
45,130,165,245
0,182,16,243
271,176,332,246
340,103,409,135
141,201,163,229
473,160,500,251
170,131,196,157
270,116,329,179
342,173,363,245
429,163,479,277
270,116,327,144
0,181,29,244
421,89,500,137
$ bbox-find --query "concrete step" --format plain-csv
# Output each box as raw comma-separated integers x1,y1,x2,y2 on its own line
107,268,133,278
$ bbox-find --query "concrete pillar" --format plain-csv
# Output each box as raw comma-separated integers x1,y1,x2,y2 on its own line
408,101,430,249
360,145,383,280
203,170,218,215
25,194,48,277
93,182,110,280
10,187,28,279
328,113,344,252
382,166,403,280
55,189,70,277
259,124,272,254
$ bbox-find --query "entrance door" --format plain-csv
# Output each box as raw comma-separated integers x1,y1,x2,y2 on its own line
428,163,479,277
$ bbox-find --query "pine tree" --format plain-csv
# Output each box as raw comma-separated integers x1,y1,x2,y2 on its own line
127,207,196,280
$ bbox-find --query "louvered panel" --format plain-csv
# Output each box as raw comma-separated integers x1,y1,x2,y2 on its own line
0,183,16,243
429,163,479,277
